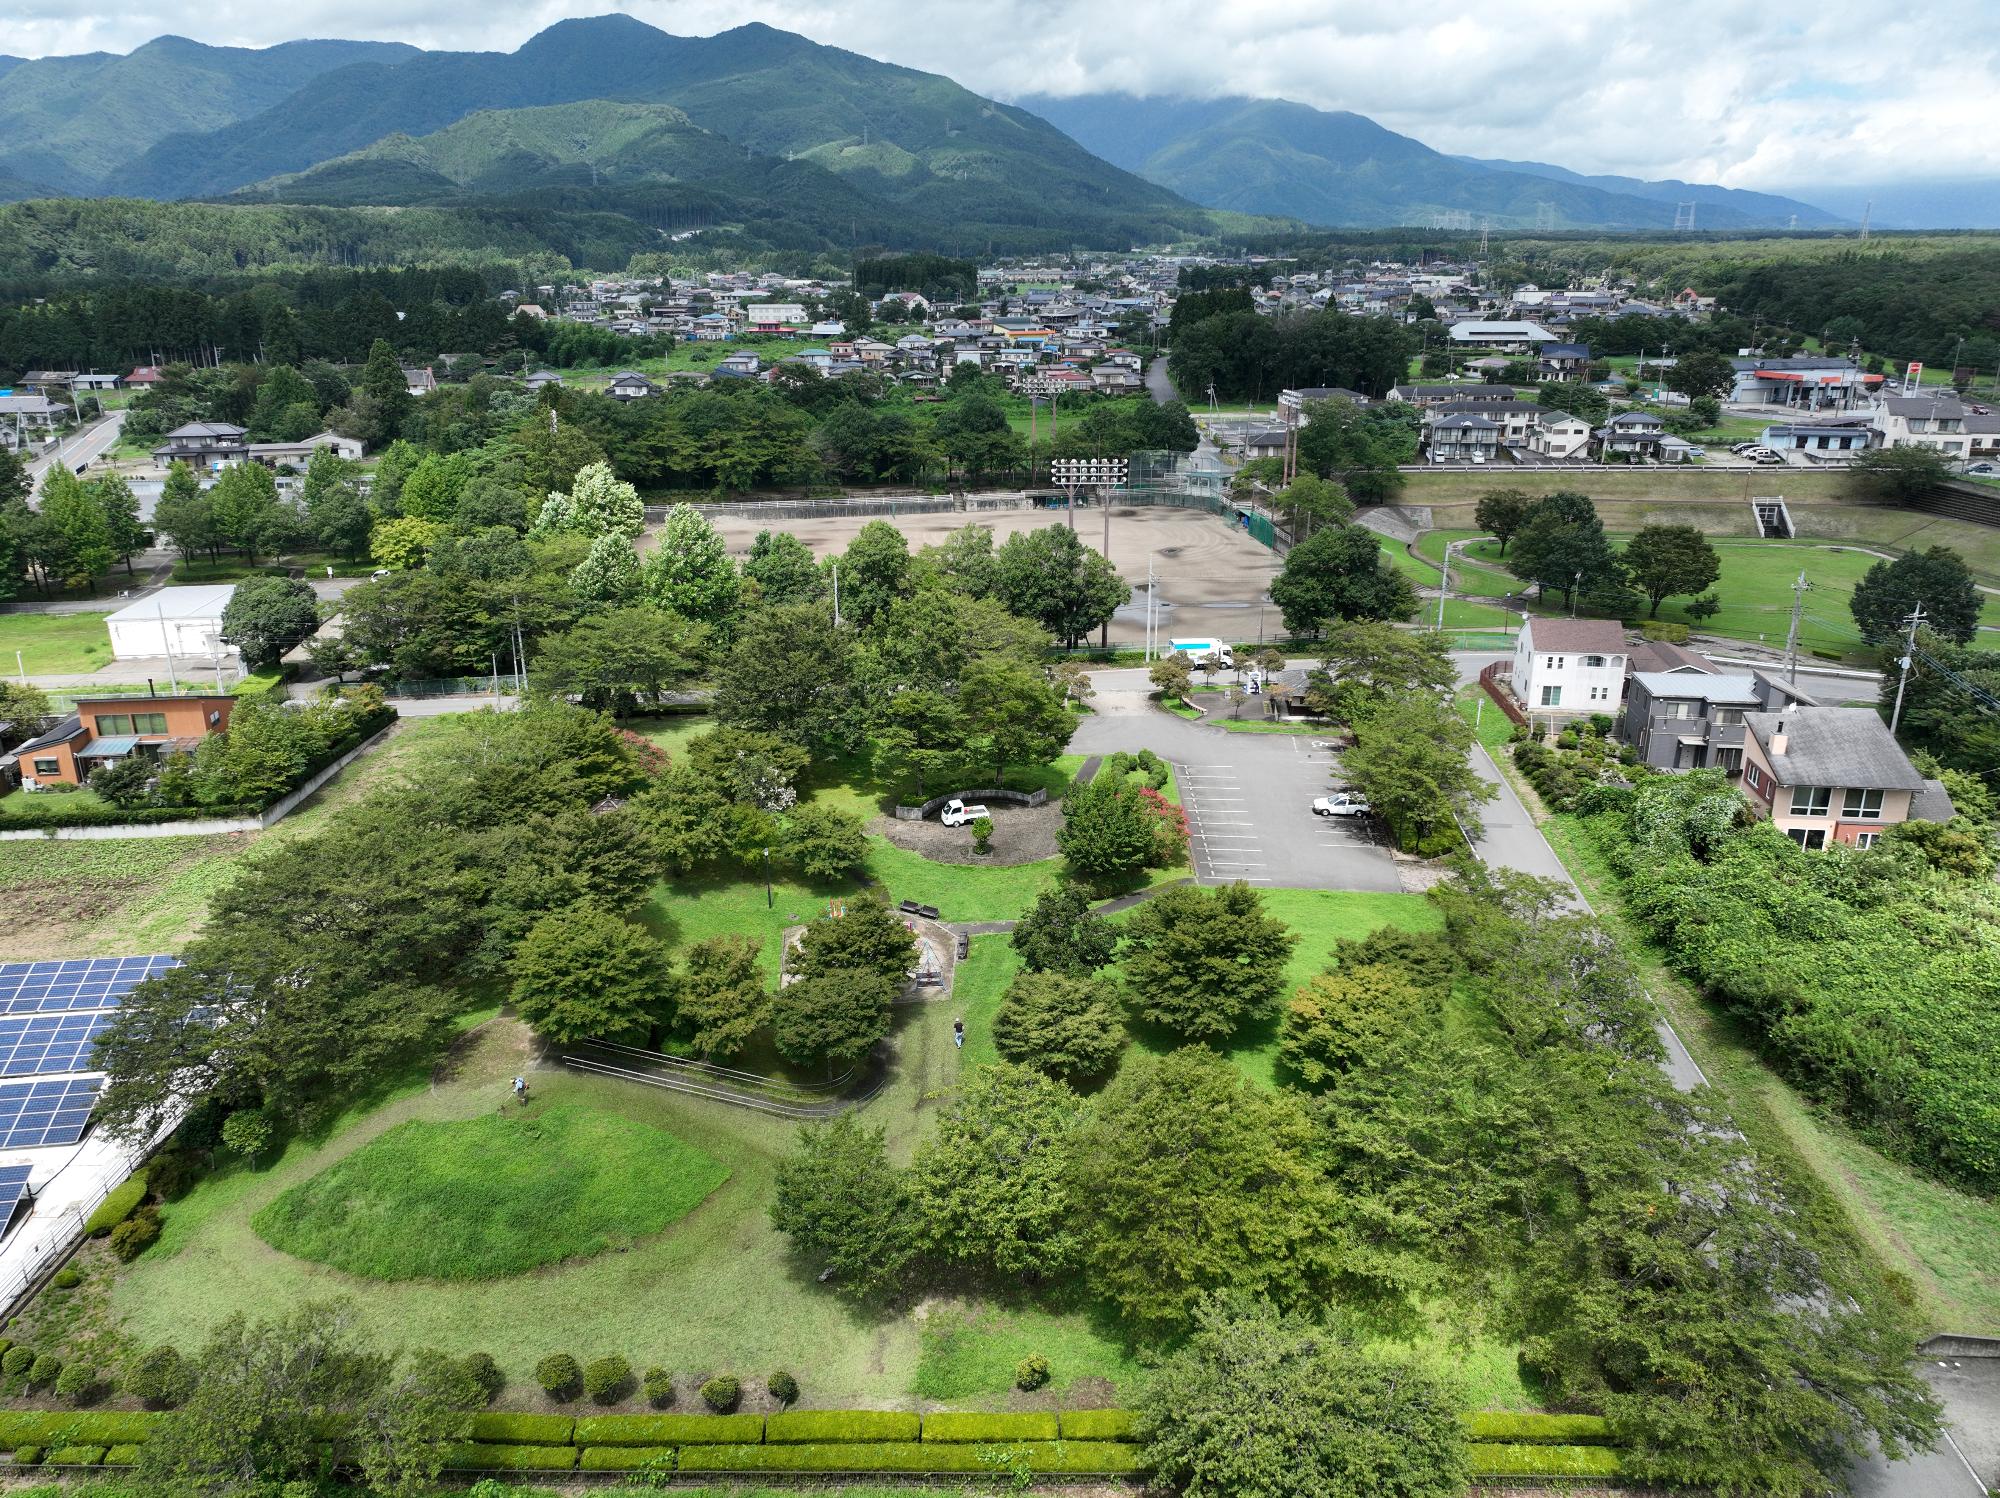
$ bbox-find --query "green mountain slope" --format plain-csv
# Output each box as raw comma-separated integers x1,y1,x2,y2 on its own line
0,36,420,194
1455,156,1846,228
1018,92,1831,230
106,17,1216,249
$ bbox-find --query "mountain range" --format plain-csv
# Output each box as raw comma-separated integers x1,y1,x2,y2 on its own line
1016,92,1846,231
0,18,1933,256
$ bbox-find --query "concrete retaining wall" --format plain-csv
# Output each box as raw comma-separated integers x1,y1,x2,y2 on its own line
0,723,395,842
891,787,1050,822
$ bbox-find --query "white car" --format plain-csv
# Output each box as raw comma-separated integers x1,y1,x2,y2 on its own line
1750,451,1786,465
1312,793,1371,819
939,799,992,828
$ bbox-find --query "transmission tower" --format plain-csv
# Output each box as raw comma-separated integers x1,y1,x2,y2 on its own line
1672,200,1698,231
1858,200,1872,241
1786,213,1798,230
1478,216,1490,254
1533,202,1556,232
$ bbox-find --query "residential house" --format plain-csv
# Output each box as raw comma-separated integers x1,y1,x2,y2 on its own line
1871,396,1971,460
1739,708,1952,849
1539,342,1592,380
1242,429,1288,461
808,320,847,339
1728,356,1880,410
1965,411,2000,460
1279,386,1370,413
1510,618,1627,717
1618,671,1810,771
1388,382,1515,406
1757,422,1872,461
152,422,249,469
852,338,894,364
0,394,62,451
245,431,366,469
605,371,658,402
713,351,763,380
1523,411,1591,460
124,366,164,387
1594,410,1666,461
1425,412,1502,463
523,370,564,392
71,372,119,392
2,693,236,791
688,314,732,341
18,372,75,394
401,366,437,397
744,303,809,331
1090,364,1141,392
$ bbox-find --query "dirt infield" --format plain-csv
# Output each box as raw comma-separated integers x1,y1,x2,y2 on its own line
710,505,1281,648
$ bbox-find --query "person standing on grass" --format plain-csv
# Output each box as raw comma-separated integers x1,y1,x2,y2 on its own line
953,1017,965,1050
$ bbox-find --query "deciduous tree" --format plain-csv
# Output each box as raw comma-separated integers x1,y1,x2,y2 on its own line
1851,544,1982,645
509,904,671,1046
1622,524,1721,617
993,970,1126,1082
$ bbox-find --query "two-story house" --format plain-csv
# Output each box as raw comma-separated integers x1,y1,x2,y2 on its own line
1523,410,1591,460
1871,395,1970,460
1426,412,1501,463
1511,618,1627,717
1739,708,1952,849
1538,342,1592,380
1594,410,1667,461
605,371,658,402
1618,672,1812,771
152,422,249,469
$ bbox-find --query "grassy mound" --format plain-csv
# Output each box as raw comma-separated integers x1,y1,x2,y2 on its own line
253,1105,729,1280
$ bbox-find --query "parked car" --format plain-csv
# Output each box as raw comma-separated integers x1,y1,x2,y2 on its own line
939,798,992,828
1750,451,1786,465
1312,793,1371,818
1731,442,1761,454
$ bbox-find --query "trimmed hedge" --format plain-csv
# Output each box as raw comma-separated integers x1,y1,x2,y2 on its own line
46,1445,106,1466
104,1444,143,1466
1467,1442,1624,1478
579,1445,677,1471
921,1411,1060,1443
766,1410,919,1443
439,1442,579,1472
467,1412,573,1446
83,1174,147,1237
1057,1408,1137,1441
678,1440,1144,1475
1462,1411,1616,1446
0,1412,157,1446
571,1413,763,1447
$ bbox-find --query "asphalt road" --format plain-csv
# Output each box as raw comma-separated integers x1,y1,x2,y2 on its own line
24,410,125,480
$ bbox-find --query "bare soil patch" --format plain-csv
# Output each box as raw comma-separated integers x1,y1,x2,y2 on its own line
870,801,1060,866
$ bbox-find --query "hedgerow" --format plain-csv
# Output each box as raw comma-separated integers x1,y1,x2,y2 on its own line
921,1411,1060,1442
466,1412,572,1445
765,1410,918,1443
1057,1408,1137,1441
676,1439,1143,1474
438,1442,578,1471
571,1413,763,1446
1467,1441,1624,1477
1462,1411,1615,1445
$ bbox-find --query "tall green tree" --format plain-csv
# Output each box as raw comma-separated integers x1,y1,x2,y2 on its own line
1851,545,1983,645
1009,886,1119,974
152,460,216,563
713,601,860,751
993,970,1126,1082
642,504,738,626
36,465,113,591
1621,524,1722,616
742,529,825,604
771,968,896,1069
1507,490,1623,609
1343,690,1496,853
992,526,1130,647
221,576,319,671
1270,524,1416,636
510,904,671,1046
1119,881,1297,1042
676,935,768,1060
830,519,911,629
532,604,701,712
87,473,147,575
958,657,1076,783
1473,487,1534,556
769,1115,914,1301
360,337,411,440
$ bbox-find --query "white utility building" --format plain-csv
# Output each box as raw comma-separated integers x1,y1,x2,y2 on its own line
104,585,238,661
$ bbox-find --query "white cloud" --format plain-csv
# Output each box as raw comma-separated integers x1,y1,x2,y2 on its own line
5,0,1996,188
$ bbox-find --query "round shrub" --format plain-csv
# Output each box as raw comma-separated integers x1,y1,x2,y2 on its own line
109,1207,162,1262
766,1370,799,1406
54,1363,94,1403
51,1266,82,1290
700,1374,740,1412
462,1352,504,1405
130,1345,190,1410
13,1446,42,1466
642,1367,674,1408
583,1355,631,1405
535,1353,581,1401
28,1353,62,1389
2,1345,34,1377
1015,1354,1051,1391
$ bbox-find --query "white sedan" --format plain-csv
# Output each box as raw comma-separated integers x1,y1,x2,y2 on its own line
1312,793,1371,818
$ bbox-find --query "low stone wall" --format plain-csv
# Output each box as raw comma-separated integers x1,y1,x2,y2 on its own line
891,786,1049,822
0,722,395,842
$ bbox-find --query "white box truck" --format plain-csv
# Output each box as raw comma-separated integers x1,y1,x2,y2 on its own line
1168,638,1234,670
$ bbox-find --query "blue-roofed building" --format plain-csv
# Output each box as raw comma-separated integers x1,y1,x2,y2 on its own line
1539,342,1592,380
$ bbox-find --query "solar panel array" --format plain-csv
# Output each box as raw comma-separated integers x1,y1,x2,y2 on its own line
0,1078,102,1149
0,956,176,1018
0,1162,31,1223
0,1013,113,1077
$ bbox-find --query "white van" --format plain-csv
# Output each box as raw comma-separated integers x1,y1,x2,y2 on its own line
1168,638,1234,670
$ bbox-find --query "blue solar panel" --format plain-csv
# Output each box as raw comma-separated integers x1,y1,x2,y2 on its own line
0,956,175,1016
0,1078,101,1149
0,1013,112,1077
0,1162,31,1225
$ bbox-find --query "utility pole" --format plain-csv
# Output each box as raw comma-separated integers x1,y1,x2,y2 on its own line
831,562,841,629
1570,570,1582,617
1782,568,1810,683
1435,540,1450,632
1889,603,1926,735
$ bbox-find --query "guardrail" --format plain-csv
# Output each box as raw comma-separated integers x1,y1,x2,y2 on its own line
561,1040,884,1119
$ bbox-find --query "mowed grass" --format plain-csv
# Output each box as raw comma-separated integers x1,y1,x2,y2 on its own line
253,1105,730,1281
0,610,115,673
1416,530,2000,654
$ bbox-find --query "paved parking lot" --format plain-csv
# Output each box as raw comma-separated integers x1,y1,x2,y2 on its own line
1073,680,1402,893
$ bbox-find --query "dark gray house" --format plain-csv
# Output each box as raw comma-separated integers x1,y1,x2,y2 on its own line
1619,670,1815,771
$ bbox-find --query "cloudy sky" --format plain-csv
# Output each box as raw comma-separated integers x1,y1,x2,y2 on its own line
10,0,1997,190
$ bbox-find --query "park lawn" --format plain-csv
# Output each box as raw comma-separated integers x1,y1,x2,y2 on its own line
1380,539,1443,588
253,1105,730,1280
0,610,115,673
1457,686,1517,753
913,1300,1144,1403
1539,814,2000,1336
